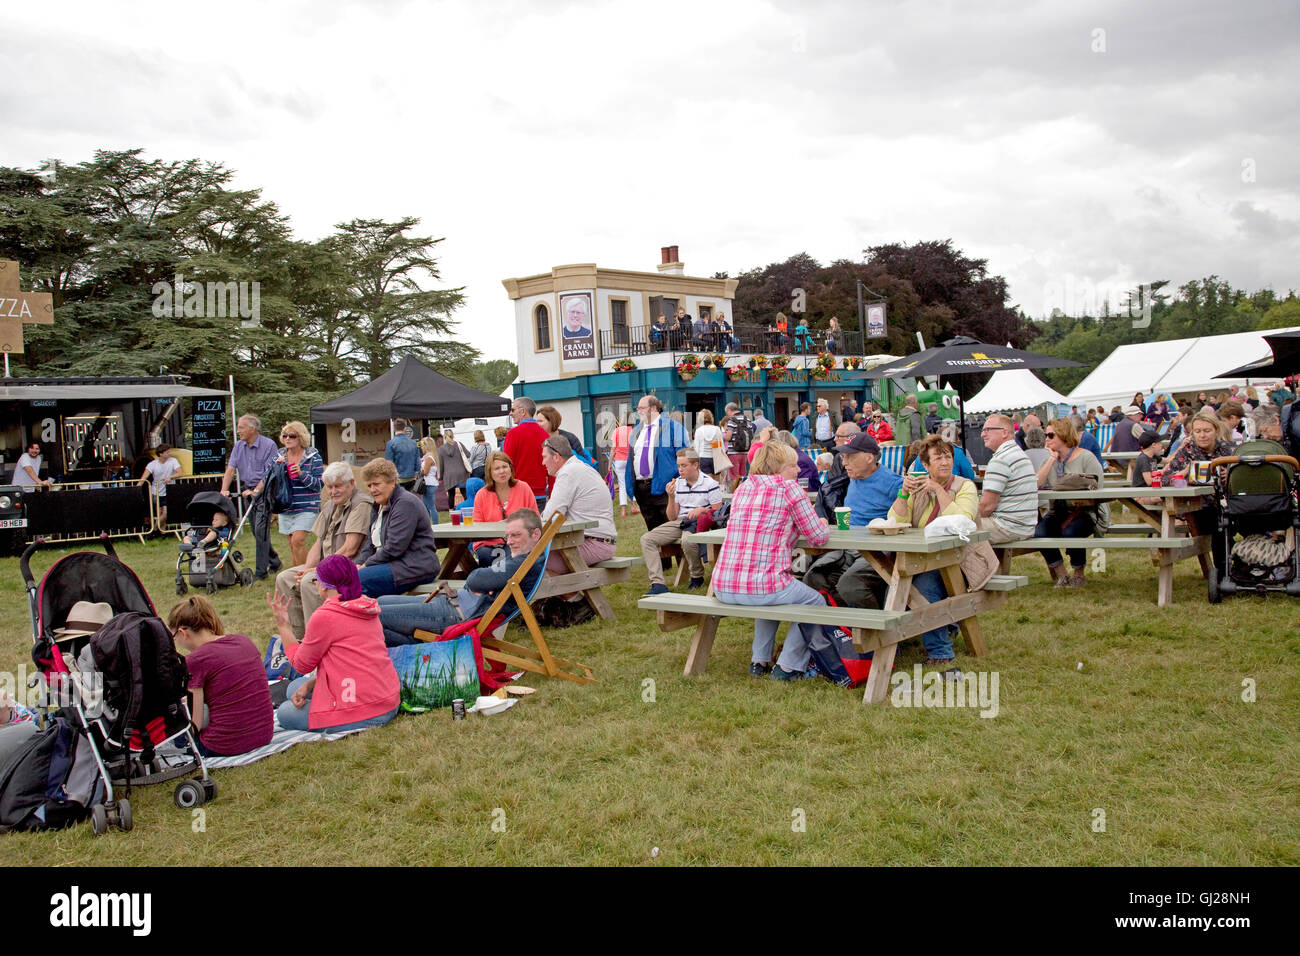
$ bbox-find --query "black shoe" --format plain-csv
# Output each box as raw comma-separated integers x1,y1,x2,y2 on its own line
268,558,282,573
661,557,674,572
643,583,670,597
749,661,773,678
253,571,269,581
687,577,705,590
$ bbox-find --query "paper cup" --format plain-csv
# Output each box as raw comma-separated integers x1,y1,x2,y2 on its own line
835,507,851,530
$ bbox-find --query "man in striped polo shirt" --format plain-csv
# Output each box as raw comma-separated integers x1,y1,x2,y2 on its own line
978,414,1038,543
640,448,724,596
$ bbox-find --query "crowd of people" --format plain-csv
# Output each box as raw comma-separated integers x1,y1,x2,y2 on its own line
46,378,1295,761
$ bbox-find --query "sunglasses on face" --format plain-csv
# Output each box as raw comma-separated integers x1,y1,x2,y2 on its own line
1045,432,1057,439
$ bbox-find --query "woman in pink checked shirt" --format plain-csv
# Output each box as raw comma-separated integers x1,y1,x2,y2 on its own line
713,441,830,681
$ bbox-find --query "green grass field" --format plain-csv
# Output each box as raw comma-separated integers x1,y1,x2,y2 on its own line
0,512,1296,866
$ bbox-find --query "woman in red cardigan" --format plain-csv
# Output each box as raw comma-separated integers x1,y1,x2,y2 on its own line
471,451,539,566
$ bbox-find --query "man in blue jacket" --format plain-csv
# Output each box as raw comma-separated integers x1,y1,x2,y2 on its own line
625,394,691,533
384,419,421,487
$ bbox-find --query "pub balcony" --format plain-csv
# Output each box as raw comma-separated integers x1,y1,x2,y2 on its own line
597,325,871,373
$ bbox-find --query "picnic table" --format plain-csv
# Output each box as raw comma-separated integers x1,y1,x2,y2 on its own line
431,518,636,621
650,525,1025,703
994,485,1214,606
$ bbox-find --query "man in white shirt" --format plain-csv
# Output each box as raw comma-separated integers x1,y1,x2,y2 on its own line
14,442,50,488
138,444,182,532
541,435,617,574
813,399,836,451
978,415,1038,543
639,449,723,596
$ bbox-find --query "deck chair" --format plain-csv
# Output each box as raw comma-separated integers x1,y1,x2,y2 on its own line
412,512,595,686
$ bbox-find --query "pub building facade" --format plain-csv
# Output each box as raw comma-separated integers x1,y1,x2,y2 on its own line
502,247,898,462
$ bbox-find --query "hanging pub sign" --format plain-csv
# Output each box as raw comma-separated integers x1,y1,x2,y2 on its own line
865,301,888,339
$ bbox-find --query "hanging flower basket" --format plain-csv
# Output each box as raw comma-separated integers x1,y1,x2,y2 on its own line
749,354,769,369
677,353,701,380
612,358,637,372
842,356,862,370
727,365,750,382
769,354,791,370
768,366,789,383
706,352,727,370
815,352,837,372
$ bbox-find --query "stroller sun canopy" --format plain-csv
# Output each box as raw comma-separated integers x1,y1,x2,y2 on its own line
185,491,239,527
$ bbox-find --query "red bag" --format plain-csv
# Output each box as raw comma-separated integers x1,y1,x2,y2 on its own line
808,590,875,688
433,615,514,694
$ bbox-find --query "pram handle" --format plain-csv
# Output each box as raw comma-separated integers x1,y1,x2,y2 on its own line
1209,455,1300,471
21,535,119,591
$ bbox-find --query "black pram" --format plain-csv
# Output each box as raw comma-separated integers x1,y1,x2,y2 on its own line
175,492,253,594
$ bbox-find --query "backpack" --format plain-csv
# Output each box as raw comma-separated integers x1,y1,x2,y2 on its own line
262,459,294,514
729,417,754,453
88,612,190,752
0,717,104,832
806,590,875,688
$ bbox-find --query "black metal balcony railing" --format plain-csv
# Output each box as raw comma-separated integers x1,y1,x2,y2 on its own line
599,325,867,362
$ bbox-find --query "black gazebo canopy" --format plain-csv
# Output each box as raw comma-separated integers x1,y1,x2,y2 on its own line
310,355,510,424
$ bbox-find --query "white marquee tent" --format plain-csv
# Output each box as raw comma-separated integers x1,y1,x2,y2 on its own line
1065,326,1300,410
964,368,1071,414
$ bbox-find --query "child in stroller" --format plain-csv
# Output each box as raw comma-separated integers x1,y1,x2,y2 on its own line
1206,438,1300,602
176,491,254,595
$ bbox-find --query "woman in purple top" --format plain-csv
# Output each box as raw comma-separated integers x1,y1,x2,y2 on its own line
169,596,274,757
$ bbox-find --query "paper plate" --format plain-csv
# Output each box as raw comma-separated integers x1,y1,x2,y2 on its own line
468,697,517,716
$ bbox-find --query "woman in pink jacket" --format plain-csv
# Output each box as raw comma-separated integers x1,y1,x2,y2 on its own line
267,554,400,733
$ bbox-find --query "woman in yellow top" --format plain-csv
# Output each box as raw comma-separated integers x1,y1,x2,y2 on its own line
886,434,977,665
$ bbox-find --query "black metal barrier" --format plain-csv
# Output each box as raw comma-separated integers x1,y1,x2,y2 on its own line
24,483,153,538
162,475,226,530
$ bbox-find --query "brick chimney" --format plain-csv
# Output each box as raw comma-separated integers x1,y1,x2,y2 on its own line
657,244,684,275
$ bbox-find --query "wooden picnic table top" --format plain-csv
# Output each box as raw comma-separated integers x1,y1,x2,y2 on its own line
1037,486,1211,501
685,526,989,553
431,518,595,540
1102,450,1140,460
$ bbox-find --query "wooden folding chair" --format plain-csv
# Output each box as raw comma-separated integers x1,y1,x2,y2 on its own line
415,512,595,685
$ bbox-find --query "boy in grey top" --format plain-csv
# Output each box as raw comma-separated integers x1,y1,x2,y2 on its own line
978,414,1038,543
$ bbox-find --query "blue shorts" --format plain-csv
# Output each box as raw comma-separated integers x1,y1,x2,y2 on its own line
278,510,318,535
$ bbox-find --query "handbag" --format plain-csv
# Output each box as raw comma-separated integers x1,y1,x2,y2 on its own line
711,437,731,473
457,443,472,473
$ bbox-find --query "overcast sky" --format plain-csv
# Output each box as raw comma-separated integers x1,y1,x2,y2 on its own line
3,0,1297,363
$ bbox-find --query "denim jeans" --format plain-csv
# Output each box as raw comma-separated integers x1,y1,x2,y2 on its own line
1036,508,1095,569
358,563,399,598
911,569,954,660
422,485,440,521
715,579,827,672
377,594,464,645
276,675,400,733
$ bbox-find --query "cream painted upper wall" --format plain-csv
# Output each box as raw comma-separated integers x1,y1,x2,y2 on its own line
505,265,736,381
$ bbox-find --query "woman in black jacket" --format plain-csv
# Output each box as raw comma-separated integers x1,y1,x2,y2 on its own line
356,458,439,598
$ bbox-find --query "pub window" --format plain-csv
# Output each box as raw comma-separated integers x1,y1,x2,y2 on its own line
534,303,551,351
611,299,628,344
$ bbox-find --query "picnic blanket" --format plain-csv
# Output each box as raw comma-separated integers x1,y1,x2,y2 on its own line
199,723,365,768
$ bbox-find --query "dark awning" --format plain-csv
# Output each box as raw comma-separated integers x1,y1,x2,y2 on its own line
310,354,510,424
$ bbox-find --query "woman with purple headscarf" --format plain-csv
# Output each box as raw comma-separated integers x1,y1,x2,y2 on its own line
267,553,400,733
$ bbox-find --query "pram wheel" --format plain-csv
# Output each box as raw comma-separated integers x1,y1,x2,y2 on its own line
90,804,109,836
232,550,243,563
176,581,188,595
205,581,217,595
1207,567,1221,604
239,568,254,587
202,778,218,802
174,779,206,809
117,798,133,832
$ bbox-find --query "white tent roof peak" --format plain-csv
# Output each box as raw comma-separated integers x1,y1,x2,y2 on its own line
965,368,1070,415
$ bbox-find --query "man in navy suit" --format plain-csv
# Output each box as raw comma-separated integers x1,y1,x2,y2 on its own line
625,394,691,533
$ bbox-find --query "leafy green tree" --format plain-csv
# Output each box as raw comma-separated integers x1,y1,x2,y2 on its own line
471,358,518,396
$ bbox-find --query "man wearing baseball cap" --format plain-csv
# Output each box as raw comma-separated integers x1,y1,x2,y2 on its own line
1109,404,1154,454
832,433,903,610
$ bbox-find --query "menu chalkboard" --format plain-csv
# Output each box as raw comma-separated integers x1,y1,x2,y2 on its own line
191,398,228,473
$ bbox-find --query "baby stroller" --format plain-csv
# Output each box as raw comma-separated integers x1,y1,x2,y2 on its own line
1206,439,1300,602
20,538,216,834
176,491,253,595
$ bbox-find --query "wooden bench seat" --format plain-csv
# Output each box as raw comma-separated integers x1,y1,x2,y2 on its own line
982,573,1029,591
591,556,644,570
637,592,912,631
995,536,1198,550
